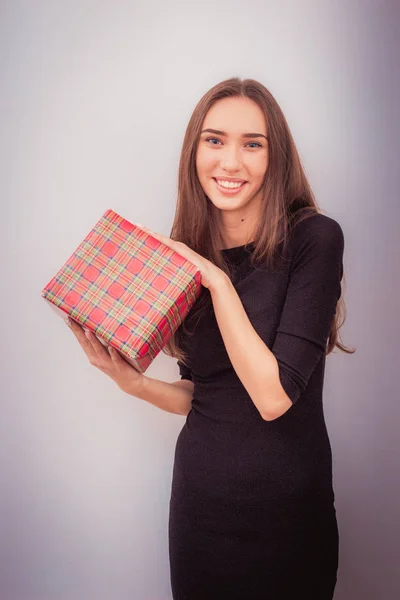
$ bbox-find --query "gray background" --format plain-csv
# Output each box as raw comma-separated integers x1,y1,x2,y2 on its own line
1,1,399,598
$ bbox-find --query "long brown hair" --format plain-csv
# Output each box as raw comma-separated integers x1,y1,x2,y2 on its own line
162,77,355,365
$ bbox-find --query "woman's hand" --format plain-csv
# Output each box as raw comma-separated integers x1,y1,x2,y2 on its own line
65,317,144,395
135,224,225,291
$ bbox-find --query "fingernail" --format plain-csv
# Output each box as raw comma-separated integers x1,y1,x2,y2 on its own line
65,317,72,327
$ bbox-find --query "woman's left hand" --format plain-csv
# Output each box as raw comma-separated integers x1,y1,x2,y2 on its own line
135,224,224,290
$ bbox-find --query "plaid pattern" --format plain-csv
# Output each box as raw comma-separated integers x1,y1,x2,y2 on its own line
41,209,202,373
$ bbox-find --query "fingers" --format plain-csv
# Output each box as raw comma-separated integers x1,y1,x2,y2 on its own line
135,224,190,262
107,345,123,363
137,225,174,248
83,329,109,360
66,318,109,367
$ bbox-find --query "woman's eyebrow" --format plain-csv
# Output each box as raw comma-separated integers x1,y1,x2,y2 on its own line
200,128,268,140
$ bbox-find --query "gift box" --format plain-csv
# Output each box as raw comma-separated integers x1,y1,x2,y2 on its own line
41,208,202,373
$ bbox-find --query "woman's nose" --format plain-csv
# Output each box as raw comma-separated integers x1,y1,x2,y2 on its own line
220,147,243,170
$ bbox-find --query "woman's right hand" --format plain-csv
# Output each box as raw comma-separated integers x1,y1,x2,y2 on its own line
65,317,145,395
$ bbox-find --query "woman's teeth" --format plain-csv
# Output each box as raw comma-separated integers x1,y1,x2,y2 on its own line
215,179,244,188
213,178,247,195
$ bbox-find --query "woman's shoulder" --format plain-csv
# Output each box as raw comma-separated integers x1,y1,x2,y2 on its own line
289,211,344,249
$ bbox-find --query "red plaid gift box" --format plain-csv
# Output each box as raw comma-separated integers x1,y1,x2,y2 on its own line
41,208,202,373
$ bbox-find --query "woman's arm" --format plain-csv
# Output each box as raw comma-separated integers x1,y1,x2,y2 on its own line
209,215,344,421
130,376,194,416
210,275,291,421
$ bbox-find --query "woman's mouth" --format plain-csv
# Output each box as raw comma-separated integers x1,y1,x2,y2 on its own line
213,178,248,196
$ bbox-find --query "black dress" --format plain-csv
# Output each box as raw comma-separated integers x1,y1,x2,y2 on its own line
168,213,344,600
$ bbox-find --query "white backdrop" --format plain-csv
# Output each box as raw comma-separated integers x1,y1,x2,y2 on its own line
1,1,399,598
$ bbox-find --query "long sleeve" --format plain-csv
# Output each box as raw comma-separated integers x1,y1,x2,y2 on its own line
271,214,344,405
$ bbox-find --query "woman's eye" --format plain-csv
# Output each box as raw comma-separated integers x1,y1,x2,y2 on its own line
205,137,262,148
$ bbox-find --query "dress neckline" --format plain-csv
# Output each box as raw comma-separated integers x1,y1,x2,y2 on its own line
221,241,255,252
220,242,256,269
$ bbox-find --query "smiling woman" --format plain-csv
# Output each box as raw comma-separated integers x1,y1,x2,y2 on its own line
155,76,355,600
195,102,270,225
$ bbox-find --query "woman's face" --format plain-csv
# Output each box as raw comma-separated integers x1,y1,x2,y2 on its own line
196,97,269,216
